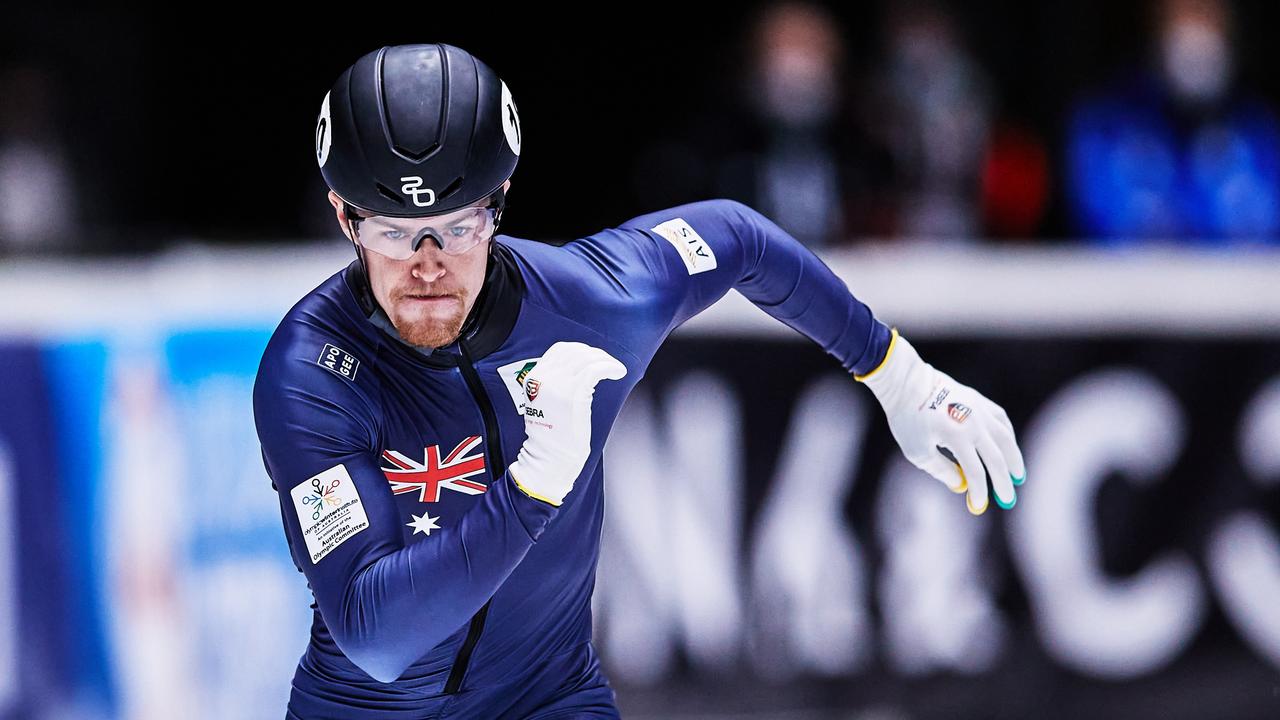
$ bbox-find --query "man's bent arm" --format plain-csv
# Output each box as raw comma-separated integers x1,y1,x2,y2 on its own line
253,359,558,683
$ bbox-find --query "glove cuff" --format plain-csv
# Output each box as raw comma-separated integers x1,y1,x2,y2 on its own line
856,327,921,384
508,458,565,507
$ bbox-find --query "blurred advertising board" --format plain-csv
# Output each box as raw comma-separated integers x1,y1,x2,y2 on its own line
0,243,1278,719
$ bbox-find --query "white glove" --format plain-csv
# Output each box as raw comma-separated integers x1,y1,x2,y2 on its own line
856,328,1026,515
507,341,628,507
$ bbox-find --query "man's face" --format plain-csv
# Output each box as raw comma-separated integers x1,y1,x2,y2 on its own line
363,231,490,349
328,185,506,349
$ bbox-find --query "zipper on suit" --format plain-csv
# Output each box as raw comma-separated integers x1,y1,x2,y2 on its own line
443,341,506,694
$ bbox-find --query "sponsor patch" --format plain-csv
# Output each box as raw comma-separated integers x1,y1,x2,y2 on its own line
928,386,950,411
497,357,541,414
399,176,436,208
317,343,360,381
290,463,369,564
651,217,717,275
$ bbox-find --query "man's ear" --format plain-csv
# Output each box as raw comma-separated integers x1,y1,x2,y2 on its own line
328,191,356,243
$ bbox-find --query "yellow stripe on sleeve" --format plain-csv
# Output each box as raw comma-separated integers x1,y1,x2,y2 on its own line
854,327,900,382
509,467,563,507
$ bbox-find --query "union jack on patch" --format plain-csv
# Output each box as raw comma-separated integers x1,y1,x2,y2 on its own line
381,436,488,503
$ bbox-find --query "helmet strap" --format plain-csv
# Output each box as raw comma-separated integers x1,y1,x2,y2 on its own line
341,202,379,316
487,183,508,259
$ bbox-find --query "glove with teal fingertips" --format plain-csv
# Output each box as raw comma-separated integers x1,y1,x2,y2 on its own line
855,327,1026,515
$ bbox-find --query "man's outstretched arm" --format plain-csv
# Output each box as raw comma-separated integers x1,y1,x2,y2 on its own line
613,198,1026,512
618,198,893,377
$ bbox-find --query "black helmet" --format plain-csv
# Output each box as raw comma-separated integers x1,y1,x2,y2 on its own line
315,43,521,223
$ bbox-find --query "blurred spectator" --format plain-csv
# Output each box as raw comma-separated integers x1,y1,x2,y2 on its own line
863,1,999,241
731,2,849,250
0,63,78,254
630,1,882,251
1065,0,1280,246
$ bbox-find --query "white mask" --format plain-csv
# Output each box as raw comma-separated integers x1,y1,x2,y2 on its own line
1161,20,1231,104
759,48,837,127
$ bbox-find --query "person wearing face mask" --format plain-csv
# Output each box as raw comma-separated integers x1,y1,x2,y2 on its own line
1065,0,1280,244
630,2,888,251
253,42,1027,719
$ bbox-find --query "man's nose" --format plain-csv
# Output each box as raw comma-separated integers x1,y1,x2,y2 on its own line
411,260,446,282
409,246,447,282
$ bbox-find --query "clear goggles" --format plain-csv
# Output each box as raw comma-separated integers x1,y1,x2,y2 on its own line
344,200,499,259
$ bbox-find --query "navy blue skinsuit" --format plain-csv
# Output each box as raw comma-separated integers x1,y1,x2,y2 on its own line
252,199,893,719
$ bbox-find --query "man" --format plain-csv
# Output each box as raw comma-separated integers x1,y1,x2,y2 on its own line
253,43,1026,719
1065,0,1280,244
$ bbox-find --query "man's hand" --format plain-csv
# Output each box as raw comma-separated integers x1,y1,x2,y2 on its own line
856,328,1026,515
508,341,628,507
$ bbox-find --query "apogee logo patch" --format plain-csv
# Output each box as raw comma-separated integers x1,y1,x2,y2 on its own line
317,343,360,381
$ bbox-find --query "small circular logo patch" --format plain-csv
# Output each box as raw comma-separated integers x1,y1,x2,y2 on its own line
316,91,333,167
947,402,972,423
500,80,521,157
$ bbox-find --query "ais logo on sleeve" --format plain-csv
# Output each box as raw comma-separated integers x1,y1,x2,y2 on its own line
652,217,717,275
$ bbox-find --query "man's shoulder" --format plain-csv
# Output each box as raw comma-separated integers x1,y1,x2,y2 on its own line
616,197,751,232
255,262,379,395
500,199,748,267
497,199,752,308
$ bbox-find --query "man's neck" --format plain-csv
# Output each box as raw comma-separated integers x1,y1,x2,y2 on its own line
367,305,442,358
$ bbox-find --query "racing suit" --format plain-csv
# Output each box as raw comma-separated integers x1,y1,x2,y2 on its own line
252,198,893,718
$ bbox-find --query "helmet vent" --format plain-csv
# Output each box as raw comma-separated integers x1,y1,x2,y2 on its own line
395,141,441,163
374,183,406,207
436,177,464,201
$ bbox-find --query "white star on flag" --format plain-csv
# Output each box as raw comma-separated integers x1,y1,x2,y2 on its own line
407,512,442,536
